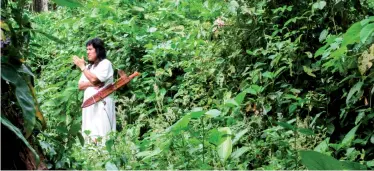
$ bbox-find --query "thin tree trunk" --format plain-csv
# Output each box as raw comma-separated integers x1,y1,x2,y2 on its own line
33,0,48,12
41,0,48,12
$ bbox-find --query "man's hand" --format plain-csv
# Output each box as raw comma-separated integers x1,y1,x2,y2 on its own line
73,55,86,71
94,82,105,90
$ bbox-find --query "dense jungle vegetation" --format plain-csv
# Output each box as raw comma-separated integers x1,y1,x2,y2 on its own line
1,0,374,170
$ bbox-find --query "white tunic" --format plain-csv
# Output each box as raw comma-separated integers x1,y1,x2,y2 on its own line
79,59,116,142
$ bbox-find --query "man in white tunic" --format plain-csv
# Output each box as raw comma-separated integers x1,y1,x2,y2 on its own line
73,38,116,144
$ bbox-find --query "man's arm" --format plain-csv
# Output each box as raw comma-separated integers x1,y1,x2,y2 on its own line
78,81,94,90
81,69,102,85
78,81,104,91
73,55,102,85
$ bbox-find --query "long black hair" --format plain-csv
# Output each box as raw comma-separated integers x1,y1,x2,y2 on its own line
86,38,106,67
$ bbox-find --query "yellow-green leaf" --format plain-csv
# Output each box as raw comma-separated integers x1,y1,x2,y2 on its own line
346,81,363,105
360,23,374,44
132,6,145,12
303,66,316,77
0,20,10,31
231,147,249,159
205,109,221,118
217,127,232,163
341,124,360,148
342,22,363,47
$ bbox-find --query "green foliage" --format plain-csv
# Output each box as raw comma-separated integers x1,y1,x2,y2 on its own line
51,0,82,8
300,150,367,170
2,63,37,138
12,0,374,169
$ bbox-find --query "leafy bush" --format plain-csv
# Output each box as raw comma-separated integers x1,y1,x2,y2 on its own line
22,0,374,169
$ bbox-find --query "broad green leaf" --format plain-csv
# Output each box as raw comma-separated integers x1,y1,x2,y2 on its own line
39,141,56,156
18,64,34,77
314,44,328,57
170,115,191,132
297,128,315,136
56,125,68,133
314,138,329,152
274,66,287,77
105,161,118,170
208,128,225,145
139,148,161,160
355,111,365,125
1,64,36,138
305,51,313,58
217,127,232,163
1,30,5,41
367,160,374,167
30,43,42,48
284,17,298,27
327,123,335,134
190,110,205,119
231,147,249,159
300,150,345,170
360,16,374,26
371,135,374,144
290,88,301,94
360,23,374,43
205,109,221,118
224,99,239,107
228,0,239,14
262,71,274,79
243,85,262,95
77,133,84,146
135,150,152,158
289,103,297,114
346,81,363,105
341,124,360,147
68,123,80,135
132,6,145,12
148,27,157,33
105,139,114,153
341,161,367,170
303,66,316,77
234,91,247,105
246,50,254,55
244,87,256,95
43,100,56,107
329,143,341,150
277,121,296,131
263,104,272,115
342,22,363,47
0,20,10,31
1,116,40,166
330,46,347,58
319,29,328,42
232,128,248,145
312,1,326,10
51,0,82,7
34,30,65,44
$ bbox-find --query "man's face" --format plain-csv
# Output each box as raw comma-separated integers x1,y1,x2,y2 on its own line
86,44,97,62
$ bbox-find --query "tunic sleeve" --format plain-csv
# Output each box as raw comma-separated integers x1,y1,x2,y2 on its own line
92,59,113,82
78,74,85,83
78,65,89,83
